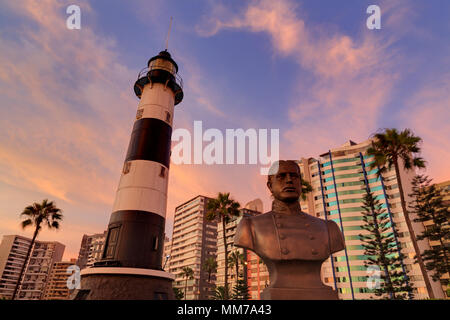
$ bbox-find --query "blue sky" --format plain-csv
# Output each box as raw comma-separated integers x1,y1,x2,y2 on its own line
0,0,449,259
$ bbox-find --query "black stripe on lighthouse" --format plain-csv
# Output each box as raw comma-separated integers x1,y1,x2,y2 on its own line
103,210,165,269
125,118,172,168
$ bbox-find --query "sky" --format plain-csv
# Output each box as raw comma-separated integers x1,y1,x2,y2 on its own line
0,0,449,260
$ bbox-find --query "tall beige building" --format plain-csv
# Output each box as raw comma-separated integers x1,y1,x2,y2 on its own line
298,139,444,299
42,259,77,300
76,231,106,270
240,199,269,299
169,195,218,300
0,235,65,300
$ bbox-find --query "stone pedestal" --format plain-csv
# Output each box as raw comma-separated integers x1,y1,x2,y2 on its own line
261,286,339,300
71,267,175,300
257,260,340,300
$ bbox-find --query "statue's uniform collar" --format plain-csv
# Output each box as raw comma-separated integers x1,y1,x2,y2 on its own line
271,199,303,216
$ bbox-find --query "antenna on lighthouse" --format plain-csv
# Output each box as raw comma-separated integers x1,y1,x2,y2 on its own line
165,17,173,51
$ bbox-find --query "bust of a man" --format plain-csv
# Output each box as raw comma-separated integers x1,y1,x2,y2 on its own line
234,160,345,300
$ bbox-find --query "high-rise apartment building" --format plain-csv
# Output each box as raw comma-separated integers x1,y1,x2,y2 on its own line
169,195,218,300
240,199,270,299
0,235,65,300
245,250,270,299
76,231,106,270
436,180,450,204
298,139,444,299
423,180,449,298
42,259,77,300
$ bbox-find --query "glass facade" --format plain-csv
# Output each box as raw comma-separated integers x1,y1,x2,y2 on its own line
298,140,430,299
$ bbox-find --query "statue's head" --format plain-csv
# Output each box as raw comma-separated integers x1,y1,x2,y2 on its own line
267,160,301,203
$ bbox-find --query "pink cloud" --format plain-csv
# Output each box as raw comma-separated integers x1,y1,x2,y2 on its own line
0,0,274,258
400,73,450,182
0,0,135,258
0,0,136,205
196,0,402,159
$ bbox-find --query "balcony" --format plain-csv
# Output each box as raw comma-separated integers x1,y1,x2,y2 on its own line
134,65,184,105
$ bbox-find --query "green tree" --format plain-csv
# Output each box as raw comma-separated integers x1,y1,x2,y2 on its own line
212,286,228,300
228,250,244,285
231,278,250,300
12,199,63,300
180,266,194,300
300,179,313,201
206,193,241,300
173,287,184,300
409,175,450,286
367,128,433,297
359,190,414,299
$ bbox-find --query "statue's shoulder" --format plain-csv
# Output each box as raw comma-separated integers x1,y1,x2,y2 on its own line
244,211,275,225
235,213,272,250
250,211,273,220
301,213,341,233
300,212,329,227
324,219,346,253
302,212,325,222
325,218,341,232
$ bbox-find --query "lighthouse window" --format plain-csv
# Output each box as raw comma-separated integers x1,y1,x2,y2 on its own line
123,161,131,174
165,111,171,122
136,108,144,119
105,227,120,259
153,236,159,251
159,166,166,178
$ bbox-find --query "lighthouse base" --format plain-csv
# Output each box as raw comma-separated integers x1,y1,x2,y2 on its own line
71,267,175,300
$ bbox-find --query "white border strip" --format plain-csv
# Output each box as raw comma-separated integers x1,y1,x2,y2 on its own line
81,267,175,280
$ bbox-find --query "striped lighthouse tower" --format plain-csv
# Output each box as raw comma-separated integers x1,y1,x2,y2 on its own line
74,50,183,300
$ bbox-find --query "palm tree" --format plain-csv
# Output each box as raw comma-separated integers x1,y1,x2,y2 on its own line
228,250,244,285
180,266,194,300
301,180,313,201
367,128,434,297
202,256,218,284
206,192,241,300
173,287,184,300
12,199,63,300
202,257,218,299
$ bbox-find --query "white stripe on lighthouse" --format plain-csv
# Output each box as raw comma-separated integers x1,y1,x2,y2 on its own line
137,83,175,125
112,160,169,218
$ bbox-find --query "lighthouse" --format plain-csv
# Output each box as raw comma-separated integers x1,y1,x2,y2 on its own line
73,50,183,300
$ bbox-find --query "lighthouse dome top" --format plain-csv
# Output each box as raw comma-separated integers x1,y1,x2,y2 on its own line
134,50,184,104
147,50,179,74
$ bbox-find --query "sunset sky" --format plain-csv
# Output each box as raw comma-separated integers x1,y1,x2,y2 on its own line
0,0,449,260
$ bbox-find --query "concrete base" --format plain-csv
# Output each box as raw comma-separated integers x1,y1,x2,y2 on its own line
70,268,175,300
260,286,339,300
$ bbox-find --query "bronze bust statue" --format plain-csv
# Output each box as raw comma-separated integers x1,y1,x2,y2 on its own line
234,160,345,299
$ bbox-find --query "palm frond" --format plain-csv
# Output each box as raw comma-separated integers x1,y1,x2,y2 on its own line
21,219,32,229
